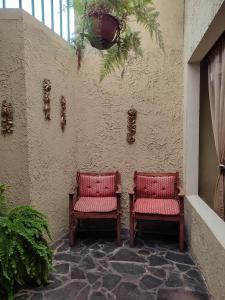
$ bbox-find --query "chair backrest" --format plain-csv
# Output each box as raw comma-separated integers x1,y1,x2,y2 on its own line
77,171,120,197
134,171,179,199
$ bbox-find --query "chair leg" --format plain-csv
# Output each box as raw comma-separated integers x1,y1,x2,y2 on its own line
117,213,121,246
179,220,184,252
69,215,78,247
130,213,135,247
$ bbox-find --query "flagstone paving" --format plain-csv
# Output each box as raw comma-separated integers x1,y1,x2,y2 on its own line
15,231,212,300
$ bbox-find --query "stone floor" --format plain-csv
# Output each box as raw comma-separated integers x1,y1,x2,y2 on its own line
15,229,212,300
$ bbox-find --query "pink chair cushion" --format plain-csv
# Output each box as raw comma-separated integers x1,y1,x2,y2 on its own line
136,175,175,198
134,198,180,215
74,197,117,212
79,174,116,197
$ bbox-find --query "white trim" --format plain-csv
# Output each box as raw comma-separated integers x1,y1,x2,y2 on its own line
186,195,225,249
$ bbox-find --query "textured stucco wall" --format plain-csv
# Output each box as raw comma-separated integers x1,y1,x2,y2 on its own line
185,197,225,300
75,0,184,227
23,13,78,240
184,0,224,61
0,0,184,239
0,10,30,206
184,1,225,299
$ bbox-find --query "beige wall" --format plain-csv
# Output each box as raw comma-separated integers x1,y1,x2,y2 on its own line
75,0,184,227
184,0,224,61
185,197,225,300
0,1,184,238
0,10,30,206
0,10,78,240
184,1,225,299
23,13,79,240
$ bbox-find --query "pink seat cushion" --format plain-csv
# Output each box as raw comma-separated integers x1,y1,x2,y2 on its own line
136,175,175,198
74,197,117,212
79,174,116,197
134,198,180,215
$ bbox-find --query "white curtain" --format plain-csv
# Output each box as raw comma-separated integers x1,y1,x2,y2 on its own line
208,39,225,219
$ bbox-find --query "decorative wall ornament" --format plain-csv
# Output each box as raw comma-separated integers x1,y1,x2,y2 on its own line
43,79,51,120
1,100,13,135
127,106,137,144
60,96,66,131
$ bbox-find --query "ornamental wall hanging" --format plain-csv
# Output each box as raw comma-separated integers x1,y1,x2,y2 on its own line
60,96,66,131
127,106,137,144
42,79,51,120
1,100,13,135
72,0,164,81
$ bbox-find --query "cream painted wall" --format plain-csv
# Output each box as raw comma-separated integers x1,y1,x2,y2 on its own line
23,13,78,240
184,0,224,61
184,1,225,299
0,0,184,239
75,0,184,227
0,10,30,206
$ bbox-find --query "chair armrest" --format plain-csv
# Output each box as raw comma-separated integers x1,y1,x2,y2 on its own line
116,184,122,194
129,189,135,196
177,186,184,216
129,189,135,211
69,186,78,205
177,185,185,198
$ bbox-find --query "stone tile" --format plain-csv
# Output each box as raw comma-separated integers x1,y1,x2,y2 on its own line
71,266,86,279
15,295,30,300
158,288,211,300
141,292,157,300
92,250,105,258
16,235,211,300
54,253,80,263
37,276,61,291
53,263,69,274
110,249,146,263
140,275,163,290
102,274,121,290
29,294,43,300
80,255,96,270
166,252,195,265
87,272,102,284
148,255,170,266
114,282,141,300
44,281,86,300
138,249,151,256
165,272,183,288
176,263,191,272
56,242,70,253
90,291,107,300
111,262,145,275
149,267,166,279
77,286,91,300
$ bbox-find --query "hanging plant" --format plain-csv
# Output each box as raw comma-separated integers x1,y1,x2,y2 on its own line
71,0,164,81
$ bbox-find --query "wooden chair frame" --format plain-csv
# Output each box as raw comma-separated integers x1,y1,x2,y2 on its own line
129,171,185,251
69,171,122,246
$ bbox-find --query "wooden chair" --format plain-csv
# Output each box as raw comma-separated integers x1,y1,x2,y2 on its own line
69,171,121,246
129,171,185,251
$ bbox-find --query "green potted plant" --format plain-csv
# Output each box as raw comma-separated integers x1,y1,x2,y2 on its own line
0,183,53,300
72,0,164,81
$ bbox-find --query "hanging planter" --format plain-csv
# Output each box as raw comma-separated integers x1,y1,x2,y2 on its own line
85,11,121,50
72,0,164,81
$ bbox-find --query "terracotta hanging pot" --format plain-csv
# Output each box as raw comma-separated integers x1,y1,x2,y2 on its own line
86,12,121,50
